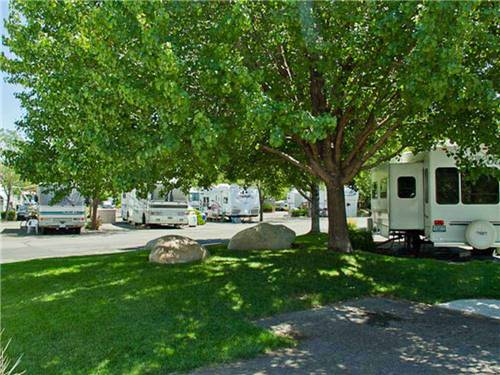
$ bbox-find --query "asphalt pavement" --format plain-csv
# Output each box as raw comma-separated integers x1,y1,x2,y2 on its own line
1,213,346,264
190,298,500,374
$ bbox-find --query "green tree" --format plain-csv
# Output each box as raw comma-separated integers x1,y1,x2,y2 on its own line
0,1,210,229
155,1,498,251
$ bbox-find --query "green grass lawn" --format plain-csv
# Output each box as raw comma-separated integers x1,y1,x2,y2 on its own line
1,233,499,374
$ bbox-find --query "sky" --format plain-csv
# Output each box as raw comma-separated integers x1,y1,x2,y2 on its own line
1,0,24,132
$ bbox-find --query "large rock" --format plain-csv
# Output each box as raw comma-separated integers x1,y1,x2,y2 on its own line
228,222,296,251
147,235,209,264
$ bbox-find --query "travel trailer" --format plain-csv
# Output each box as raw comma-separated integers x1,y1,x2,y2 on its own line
37,186,85,234
188,188,202,210
205,184,260,221
122,185,189,227
371,148,500,250
288,186,359,217
318,186,359,217
287,189,308,211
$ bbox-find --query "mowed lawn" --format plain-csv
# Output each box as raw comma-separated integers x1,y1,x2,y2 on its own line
1,233,499,374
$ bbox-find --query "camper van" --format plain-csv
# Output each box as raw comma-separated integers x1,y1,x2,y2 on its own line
37,187,86,234
318,186,359,217
371,148,500,250
122,185,189,227
205,184,260,221
287,189,308,211
288,186,359,217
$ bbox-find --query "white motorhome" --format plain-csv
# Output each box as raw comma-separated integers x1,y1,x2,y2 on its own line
371,148,500,250
205,184,260,220
37,187,86,234
122,185,189,227
287,189,308,211
318,186,359,217
188,188,202,210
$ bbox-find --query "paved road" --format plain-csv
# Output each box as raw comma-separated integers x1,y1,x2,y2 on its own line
2,213,353,264
191,298,500,375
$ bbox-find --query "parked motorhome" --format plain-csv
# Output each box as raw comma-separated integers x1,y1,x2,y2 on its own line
205,184,260,221
287,189,308,211
122,185,189,227
288,186,359,217
37,186,85,234
371,149,500,250
318,186,359,217
188,188,202,210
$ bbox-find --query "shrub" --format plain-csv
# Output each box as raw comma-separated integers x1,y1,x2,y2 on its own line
348,226,375,252
262,203,274,213
1,210,16,221
290,208,308,217
195,209,206,225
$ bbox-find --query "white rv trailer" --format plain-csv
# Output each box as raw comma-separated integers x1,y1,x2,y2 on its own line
318,186,359,217
122,185,189,227
205,184,260,220
188,188,202,210
37,187,85,234
287,189,308,211
371,149,500,250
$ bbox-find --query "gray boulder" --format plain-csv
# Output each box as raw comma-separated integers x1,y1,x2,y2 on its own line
228,222,296,251
147,235,209,264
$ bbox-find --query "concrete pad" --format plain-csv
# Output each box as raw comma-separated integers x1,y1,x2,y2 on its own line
190,298,500,374
438,299,500,320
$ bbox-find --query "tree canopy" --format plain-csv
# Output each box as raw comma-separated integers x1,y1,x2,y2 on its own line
2,1,498,248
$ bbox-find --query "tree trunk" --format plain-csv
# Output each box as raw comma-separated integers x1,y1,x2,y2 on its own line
90,198,100,230
5,187,11,212
258,186,264,222
309,183,320,234
326,180,352,252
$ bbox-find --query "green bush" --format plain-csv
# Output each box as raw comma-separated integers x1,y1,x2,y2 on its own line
262,203,274,213
194,209,206,225
1,210,16,221
290,208,308,217
348,226,375,252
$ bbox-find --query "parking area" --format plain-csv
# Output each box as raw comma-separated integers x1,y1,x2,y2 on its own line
1,213,337,264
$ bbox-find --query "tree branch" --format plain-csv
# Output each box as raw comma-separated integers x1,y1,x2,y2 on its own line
259,144,314,175
360,145,407,171
342,120,402,184
296,187,312,203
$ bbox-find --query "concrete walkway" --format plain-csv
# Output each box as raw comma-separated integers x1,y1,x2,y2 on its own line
438,299,500,320
190,298,500,374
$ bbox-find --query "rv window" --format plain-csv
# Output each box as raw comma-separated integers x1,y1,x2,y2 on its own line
223,197,228,204
435,168,459,204
461,174,499,205
372,181,378,199
380,178,388,199
398,177,416,199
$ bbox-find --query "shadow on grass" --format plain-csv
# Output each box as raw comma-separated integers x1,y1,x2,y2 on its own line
1,233,499,374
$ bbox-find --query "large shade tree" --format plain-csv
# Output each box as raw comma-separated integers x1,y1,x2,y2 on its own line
2,1,498,247
157,0,498,251
1,1,215,228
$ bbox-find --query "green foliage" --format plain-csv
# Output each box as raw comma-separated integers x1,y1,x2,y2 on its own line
291,208,308,217
348,227,376,252
1,234,498,374
1,210,17,221
195,209,206,225
262,203,274,213
2,1,497,251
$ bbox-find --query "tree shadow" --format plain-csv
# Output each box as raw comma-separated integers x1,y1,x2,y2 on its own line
1,233,498,374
